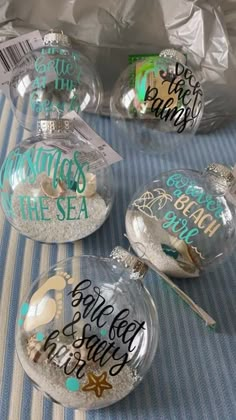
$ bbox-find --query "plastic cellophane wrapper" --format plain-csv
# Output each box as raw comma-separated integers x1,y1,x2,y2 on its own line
0,0,236,132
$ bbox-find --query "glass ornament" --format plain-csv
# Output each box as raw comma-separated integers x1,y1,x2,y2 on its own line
125,164,236,277
110,49,204,153
9,30,102,130
0,119,113,243
16,248,159,410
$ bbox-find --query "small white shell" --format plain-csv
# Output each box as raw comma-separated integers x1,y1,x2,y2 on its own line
41,176,66,198
76,173,97,198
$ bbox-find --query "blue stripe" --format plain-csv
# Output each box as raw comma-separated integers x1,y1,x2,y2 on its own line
20,241,42,420
0,234,26,419
0,99,236,419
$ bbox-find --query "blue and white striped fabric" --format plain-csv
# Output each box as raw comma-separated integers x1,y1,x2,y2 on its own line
0,94,236,420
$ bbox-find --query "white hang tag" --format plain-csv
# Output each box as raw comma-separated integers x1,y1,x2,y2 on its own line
65,111,123,168
0,30,43,97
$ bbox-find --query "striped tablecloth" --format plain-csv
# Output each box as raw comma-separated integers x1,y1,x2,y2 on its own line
0,94,236,420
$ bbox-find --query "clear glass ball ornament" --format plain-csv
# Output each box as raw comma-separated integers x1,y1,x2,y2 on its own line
0,119,113,243
125,164,236,277
110,50,204,153
9,30,102,130
16,249,159,410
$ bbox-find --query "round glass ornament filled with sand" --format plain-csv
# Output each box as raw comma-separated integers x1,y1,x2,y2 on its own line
16,249,159,409
126,164,236,277
0,119,113,243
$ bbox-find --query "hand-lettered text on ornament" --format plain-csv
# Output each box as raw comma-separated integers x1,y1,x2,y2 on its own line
30,47,81,114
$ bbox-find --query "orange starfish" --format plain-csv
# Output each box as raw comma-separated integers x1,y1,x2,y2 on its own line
82,371,112,398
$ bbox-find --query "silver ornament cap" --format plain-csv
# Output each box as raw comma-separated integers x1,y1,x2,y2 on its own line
160,48,186,65
37,119,73,134
110,246,148,280
43,30,72,48
205,163,235,190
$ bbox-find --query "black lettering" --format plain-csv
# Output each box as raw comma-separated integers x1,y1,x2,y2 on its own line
62,351,86,378
68,279,92,303
62,311,81,338
109,351,129,376
124,320,146,352
72,323,91,348
144,86,158,102
109,309,130,341
43,330,60,358
91,341,108,362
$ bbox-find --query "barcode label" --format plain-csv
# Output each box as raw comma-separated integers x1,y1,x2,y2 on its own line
0,39,34,72
0,30,43,96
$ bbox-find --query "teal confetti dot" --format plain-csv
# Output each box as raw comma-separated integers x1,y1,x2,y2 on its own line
21,303,29,316
18,319,24,327
101,329,107,336
66,378,80,392
36,332,44,342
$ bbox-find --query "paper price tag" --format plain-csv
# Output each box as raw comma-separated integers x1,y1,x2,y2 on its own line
65,111,123,168
0,30,43,96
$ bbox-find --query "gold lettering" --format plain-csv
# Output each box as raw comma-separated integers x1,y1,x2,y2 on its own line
174,194,190,211
182,200,198,217
198,214,213,229
204,220,221,237
189,208,205,225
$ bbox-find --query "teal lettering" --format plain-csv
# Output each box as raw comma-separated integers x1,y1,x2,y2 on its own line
57,197,66,221
59,157,73,187
166,176,224,219
162,211,199,245
78,196,88,219
69,96,80,112
26,196,40,221
173,189,183,198
73,152,89,193
35,148,62,188
1,192,14,218
35,55,79,78
67,197,77,220
21,149,37,184
55,78,77,91
32,76,47,89
30,91,53,113
179,228,199,244
0,148,87,195
39,197,51,221
35,55,48,73
166,173,190,189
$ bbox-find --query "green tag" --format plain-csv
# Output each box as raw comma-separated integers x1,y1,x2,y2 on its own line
128,53,188,118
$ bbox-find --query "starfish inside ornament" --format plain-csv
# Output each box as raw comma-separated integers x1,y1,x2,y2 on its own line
16,249,159,410
82,372,113,398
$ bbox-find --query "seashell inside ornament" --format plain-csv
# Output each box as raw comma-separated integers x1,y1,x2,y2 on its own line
0,119,114,243
110,49,204,153
125,164,236,277
9,30,102,130
16,248,159,409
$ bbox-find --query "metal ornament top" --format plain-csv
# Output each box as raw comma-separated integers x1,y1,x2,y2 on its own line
37,119,73,134
110,246,148,280
206,163,235,190
159,48,186,65
43,30,72,48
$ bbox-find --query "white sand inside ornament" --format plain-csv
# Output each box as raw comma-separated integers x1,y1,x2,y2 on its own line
16,335,139,410
126,209,199,278
11,174,108,242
